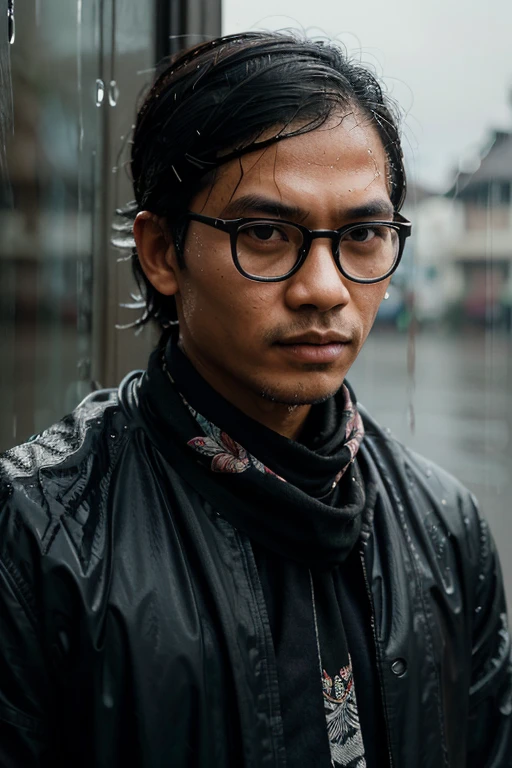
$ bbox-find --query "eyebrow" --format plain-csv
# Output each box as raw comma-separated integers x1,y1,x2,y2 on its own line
222,194,304,220
221,193,394,221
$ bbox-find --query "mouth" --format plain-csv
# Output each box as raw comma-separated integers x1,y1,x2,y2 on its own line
274,334,352,364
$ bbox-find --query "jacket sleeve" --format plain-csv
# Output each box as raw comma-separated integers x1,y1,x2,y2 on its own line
0,502,55,766
466,501,512,767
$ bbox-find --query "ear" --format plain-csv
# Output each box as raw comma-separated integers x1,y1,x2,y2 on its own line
132,211,180,296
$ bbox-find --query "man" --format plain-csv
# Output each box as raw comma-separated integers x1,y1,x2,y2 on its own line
0,31,510,768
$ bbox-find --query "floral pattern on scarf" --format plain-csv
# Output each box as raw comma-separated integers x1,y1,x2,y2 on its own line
185,384,363,489
186,406,286,480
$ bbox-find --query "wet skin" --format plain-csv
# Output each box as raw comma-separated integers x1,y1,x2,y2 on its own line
133,113,393,439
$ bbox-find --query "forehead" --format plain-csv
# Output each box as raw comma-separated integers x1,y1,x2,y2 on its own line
192,113,392,220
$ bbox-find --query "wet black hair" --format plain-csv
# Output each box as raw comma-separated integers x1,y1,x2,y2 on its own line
115,30,407,330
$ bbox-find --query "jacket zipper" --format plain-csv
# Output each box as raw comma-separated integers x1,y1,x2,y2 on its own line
359,546,395,768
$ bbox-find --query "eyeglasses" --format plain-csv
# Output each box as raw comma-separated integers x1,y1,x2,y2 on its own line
182,211,412,284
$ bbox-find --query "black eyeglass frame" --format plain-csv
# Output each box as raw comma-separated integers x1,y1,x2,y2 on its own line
181,211,412,284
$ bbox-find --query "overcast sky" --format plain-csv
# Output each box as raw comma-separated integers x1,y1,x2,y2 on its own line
223,0,512,192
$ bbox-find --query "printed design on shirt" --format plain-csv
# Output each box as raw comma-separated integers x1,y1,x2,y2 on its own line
322,659,366,768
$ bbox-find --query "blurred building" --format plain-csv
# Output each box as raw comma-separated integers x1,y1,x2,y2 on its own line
447,130,512,325
376,182,465,328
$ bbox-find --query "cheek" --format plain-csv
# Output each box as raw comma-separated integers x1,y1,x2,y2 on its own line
351,285,388,330
180,251,281,339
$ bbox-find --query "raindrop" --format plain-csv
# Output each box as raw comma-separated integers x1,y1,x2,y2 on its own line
463,516,470,527
475,606,483,614
442,567,455,595
110,433,117,440
95,79,105,107
108,80,119,108
478,573,485,582
8,2,15,44
441,499,447,506
426,468,432,478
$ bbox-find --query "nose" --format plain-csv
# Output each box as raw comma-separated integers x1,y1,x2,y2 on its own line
284,238,351,313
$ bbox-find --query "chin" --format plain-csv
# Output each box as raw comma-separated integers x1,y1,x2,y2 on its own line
256,373,344,406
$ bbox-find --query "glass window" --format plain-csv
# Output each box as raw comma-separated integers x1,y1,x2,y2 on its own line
0,0,157,450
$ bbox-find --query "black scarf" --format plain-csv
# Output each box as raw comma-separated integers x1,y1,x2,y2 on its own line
135,337,370,767
136,337,366,570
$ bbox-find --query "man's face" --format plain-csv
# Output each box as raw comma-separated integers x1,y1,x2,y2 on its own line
160,114,393,410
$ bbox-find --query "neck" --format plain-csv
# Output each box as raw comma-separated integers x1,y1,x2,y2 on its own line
177,339,311,440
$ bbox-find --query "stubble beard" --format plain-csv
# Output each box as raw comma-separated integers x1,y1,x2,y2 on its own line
257,368,342,407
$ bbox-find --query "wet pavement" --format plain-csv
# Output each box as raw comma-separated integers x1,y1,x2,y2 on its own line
350,327,512,611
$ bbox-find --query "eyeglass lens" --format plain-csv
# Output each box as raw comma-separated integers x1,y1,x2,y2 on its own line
236,221,400,280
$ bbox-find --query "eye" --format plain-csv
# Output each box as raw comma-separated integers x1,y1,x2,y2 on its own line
245,224,289,242
346,226,378,243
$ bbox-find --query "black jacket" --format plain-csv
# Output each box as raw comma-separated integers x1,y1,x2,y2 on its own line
0,368,511,767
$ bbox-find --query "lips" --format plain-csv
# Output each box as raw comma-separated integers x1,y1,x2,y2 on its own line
276,331,352,346
274,334,351,363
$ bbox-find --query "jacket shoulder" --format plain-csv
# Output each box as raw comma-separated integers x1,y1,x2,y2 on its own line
0,388,119,479
0,389,128,575
359,402,478,518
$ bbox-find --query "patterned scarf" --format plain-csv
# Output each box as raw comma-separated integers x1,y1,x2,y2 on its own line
182,382,363,491
157,340,368,767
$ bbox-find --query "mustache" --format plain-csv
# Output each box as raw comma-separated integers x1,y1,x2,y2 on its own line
263,316,357,345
